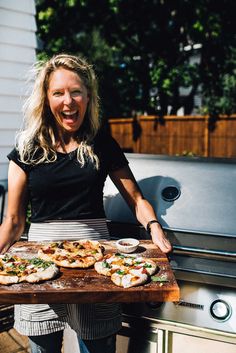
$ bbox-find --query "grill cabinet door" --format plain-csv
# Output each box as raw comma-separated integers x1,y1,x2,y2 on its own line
116,321,164,353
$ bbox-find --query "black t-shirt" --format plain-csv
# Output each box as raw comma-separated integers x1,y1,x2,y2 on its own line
7,133,129,222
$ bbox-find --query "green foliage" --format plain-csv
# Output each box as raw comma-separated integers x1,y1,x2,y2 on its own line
202,80,236,116
176,151,197,157
35,0,236,117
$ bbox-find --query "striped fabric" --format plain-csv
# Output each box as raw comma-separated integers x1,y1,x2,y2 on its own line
14,219,122,339
28,219,111,241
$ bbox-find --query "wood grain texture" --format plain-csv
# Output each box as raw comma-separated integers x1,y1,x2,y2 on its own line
109,115,236,157
0,240,179,304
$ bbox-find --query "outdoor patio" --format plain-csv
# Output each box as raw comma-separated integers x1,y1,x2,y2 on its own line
0,328,30,353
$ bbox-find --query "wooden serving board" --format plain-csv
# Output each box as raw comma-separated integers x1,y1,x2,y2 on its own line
0,240,179,304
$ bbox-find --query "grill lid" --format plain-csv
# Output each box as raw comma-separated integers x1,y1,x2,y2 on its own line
104,154,236,238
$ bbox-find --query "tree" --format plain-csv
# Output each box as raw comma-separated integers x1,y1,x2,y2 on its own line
35,0,236,117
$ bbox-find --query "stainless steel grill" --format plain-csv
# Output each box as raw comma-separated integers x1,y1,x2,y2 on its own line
104,154,236,352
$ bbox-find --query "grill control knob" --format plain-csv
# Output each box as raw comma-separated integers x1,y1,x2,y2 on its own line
161,186,181,202
210,300,232,321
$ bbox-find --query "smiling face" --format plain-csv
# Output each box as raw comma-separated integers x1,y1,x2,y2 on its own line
47,68,89,136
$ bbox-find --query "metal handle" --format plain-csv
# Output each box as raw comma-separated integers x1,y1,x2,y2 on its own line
173,245,236,260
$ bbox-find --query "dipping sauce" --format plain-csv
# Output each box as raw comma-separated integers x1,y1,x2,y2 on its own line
115,238,140,253
119,241,133,246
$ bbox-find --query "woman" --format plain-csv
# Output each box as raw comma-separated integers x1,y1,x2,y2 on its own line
0,53,172,353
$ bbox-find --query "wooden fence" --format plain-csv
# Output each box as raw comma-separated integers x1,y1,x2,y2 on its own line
108,115,236,158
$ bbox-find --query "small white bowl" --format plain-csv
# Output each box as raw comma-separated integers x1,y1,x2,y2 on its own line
115,238,140,253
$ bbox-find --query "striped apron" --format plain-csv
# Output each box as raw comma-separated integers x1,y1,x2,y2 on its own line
14,219,122,339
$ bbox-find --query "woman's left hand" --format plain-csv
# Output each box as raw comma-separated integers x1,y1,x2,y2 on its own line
149,222,172,253
109,166,172,254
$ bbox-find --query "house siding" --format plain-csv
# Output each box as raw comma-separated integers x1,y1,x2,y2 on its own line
0,0,37,179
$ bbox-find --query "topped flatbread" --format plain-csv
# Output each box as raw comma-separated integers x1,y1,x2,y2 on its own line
111,268,148,288
94,252,158,288
38,240,104,268
94,253,158,276
0,253,59,285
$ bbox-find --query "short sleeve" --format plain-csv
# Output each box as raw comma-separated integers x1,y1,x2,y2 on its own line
95,131,129,172
7,148,31,173
106,135,129,172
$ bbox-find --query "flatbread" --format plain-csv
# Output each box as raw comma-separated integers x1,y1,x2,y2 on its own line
94,253,125,276
94,253,158,288
94,253,158,277
38,240,104,268
0,254,59,285
111,268,148,288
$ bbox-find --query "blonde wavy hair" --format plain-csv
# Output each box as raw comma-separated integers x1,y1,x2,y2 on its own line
16,53,101,168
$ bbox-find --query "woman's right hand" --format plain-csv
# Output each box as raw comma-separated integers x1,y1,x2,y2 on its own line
0,161,28,253
0,215,25,254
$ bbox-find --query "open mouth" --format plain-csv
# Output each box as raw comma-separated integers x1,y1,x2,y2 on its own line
61,110,78,122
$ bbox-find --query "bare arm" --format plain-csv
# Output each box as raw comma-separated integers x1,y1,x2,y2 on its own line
109,165,172,253
0,161,28,253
